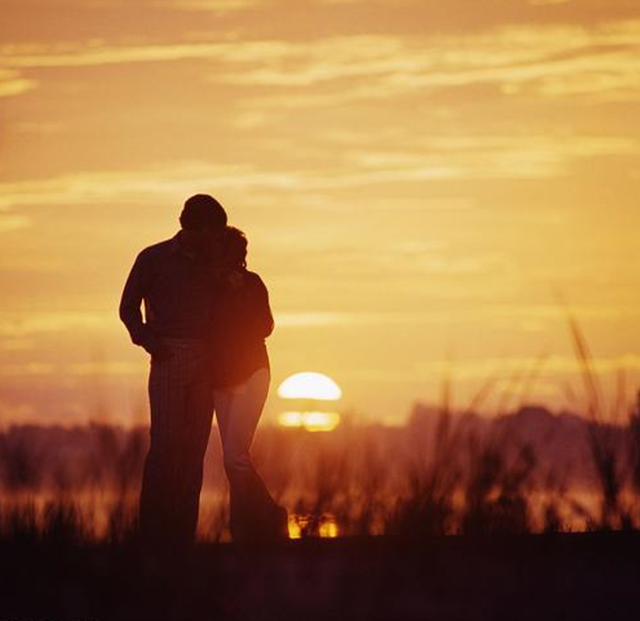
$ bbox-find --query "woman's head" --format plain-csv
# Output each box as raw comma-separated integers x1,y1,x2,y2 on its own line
222,226,248,268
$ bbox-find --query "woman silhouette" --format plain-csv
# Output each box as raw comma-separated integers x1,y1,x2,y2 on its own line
210,225,288,542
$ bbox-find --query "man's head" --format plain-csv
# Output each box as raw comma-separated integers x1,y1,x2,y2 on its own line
179,194,227,254
180,194,227,231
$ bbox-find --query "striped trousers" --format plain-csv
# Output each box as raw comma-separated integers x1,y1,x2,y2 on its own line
138,337,214,553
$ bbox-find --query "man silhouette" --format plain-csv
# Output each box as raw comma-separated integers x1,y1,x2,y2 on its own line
119,194,226,559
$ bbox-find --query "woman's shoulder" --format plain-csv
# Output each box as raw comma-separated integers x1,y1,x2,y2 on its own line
244,269,267,289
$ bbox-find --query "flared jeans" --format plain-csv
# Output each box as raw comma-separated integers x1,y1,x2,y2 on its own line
213,367,286,541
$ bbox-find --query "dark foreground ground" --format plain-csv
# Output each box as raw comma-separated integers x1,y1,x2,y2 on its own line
1,532,639,621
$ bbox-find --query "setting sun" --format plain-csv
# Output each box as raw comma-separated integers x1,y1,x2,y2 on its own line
277,372,343,431
277,372,342,401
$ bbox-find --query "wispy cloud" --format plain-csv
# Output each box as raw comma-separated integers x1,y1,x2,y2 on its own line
2,19,639,106
1,41,231,68
0,302,634,340
414,353,640,380
0,162,302,212
0,312,108,337
156,0,264,12
1,127,637,217
528,0,572,4
0,68,37,98
0,214,30,234
0,362,55,376
337,134,640,181
347,353,640,386
221,21,640,104
65,361,145,376
275,304,640,328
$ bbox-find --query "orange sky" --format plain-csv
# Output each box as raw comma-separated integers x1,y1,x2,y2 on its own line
1,0,639,427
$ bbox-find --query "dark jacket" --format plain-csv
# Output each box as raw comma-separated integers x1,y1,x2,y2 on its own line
119,232,216,354
210,269,274,388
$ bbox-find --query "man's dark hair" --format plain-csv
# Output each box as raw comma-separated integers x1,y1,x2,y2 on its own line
180,194,227,231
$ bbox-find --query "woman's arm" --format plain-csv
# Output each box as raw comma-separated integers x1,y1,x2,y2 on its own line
248,273,274,338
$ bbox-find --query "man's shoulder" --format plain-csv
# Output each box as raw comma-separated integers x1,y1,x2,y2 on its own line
137,235,178,262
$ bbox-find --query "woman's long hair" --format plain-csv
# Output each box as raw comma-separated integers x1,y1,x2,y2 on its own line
222,226,248,269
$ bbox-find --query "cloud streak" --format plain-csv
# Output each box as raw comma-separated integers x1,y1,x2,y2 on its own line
1,19,639,106
1,128,637,215
276,303,640,328
0,68,37,98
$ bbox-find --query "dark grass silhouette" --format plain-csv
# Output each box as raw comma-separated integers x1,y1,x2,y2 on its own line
565,308,637,530
1,315,640,619
2,402,640,542
2,401,640,619
2,506,640,620
2,414,640,621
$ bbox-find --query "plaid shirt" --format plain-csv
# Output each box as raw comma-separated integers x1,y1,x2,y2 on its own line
119,231,217,354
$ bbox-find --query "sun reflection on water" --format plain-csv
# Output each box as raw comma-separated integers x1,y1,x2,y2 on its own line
278,410,341,432
288,513,339,539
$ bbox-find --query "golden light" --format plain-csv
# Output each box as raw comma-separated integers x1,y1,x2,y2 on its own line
277,371,343,431
287,513,340,539
318,517,339,538
277,372,342,401
288,516,302,539
277,410,341,432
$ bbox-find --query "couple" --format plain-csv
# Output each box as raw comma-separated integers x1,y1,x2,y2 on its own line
119,194,287,555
